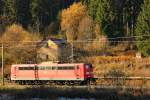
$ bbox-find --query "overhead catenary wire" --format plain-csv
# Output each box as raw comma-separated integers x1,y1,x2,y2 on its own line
0,35,149,49
0,41,150,49
1,40,150,44
0,34,150,43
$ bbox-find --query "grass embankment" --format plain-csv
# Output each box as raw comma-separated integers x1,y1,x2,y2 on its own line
0,85,150,100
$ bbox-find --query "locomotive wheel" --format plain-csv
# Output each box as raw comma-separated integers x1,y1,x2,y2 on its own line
22,81,26,85
75,81,79,85
18,81,23,85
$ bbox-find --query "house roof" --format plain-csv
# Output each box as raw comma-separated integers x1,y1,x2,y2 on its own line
47,38,66,44
37,38,66,48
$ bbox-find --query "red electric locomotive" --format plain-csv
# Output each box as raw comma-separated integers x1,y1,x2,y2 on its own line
11,63,94,84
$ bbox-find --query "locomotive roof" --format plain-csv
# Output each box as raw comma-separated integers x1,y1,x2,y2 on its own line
11,63,86,67
11,64,36,67
38,63,85,66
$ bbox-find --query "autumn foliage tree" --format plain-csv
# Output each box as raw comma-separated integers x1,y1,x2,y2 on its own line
61,2,107,41
61,2,87,41
61,2,108,54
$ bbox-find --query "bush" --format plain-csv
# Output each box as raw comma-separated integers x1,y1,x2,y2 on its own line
1,24,41,64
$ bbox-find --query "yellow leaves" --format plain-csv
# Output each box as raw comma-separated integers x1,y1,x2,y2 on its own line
61,2,87,41
0,24,42,64
3,24,24,42
61,2,105,42
61,2,86,28
2,24,41,43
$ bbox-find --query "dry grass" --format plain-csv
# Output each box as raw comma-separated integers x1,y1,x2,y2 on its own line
80,56,150,77
79,56,150,88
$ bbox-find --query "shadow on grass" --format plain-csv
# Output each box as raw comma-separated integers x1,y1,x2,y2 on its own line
0,86,150,100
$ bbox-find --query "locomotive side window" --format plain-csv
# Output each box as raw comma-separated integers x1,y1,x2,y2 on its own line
52,66,57,70
39,67,45,70
46,67,52,70
57,66,75,70
18,67,23,70
57,67,63,70
68,66,75,70
38,66,44,70
38,66,57,70
35,66,75,70
19,67,34,70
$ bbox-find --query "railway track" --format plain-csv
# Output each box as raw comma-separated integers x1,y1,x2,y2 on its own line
1,83,150,90
2,76,150,90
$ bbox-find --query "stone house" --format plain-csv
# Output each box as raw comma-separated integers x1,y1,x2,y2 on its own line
37,38,71,63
